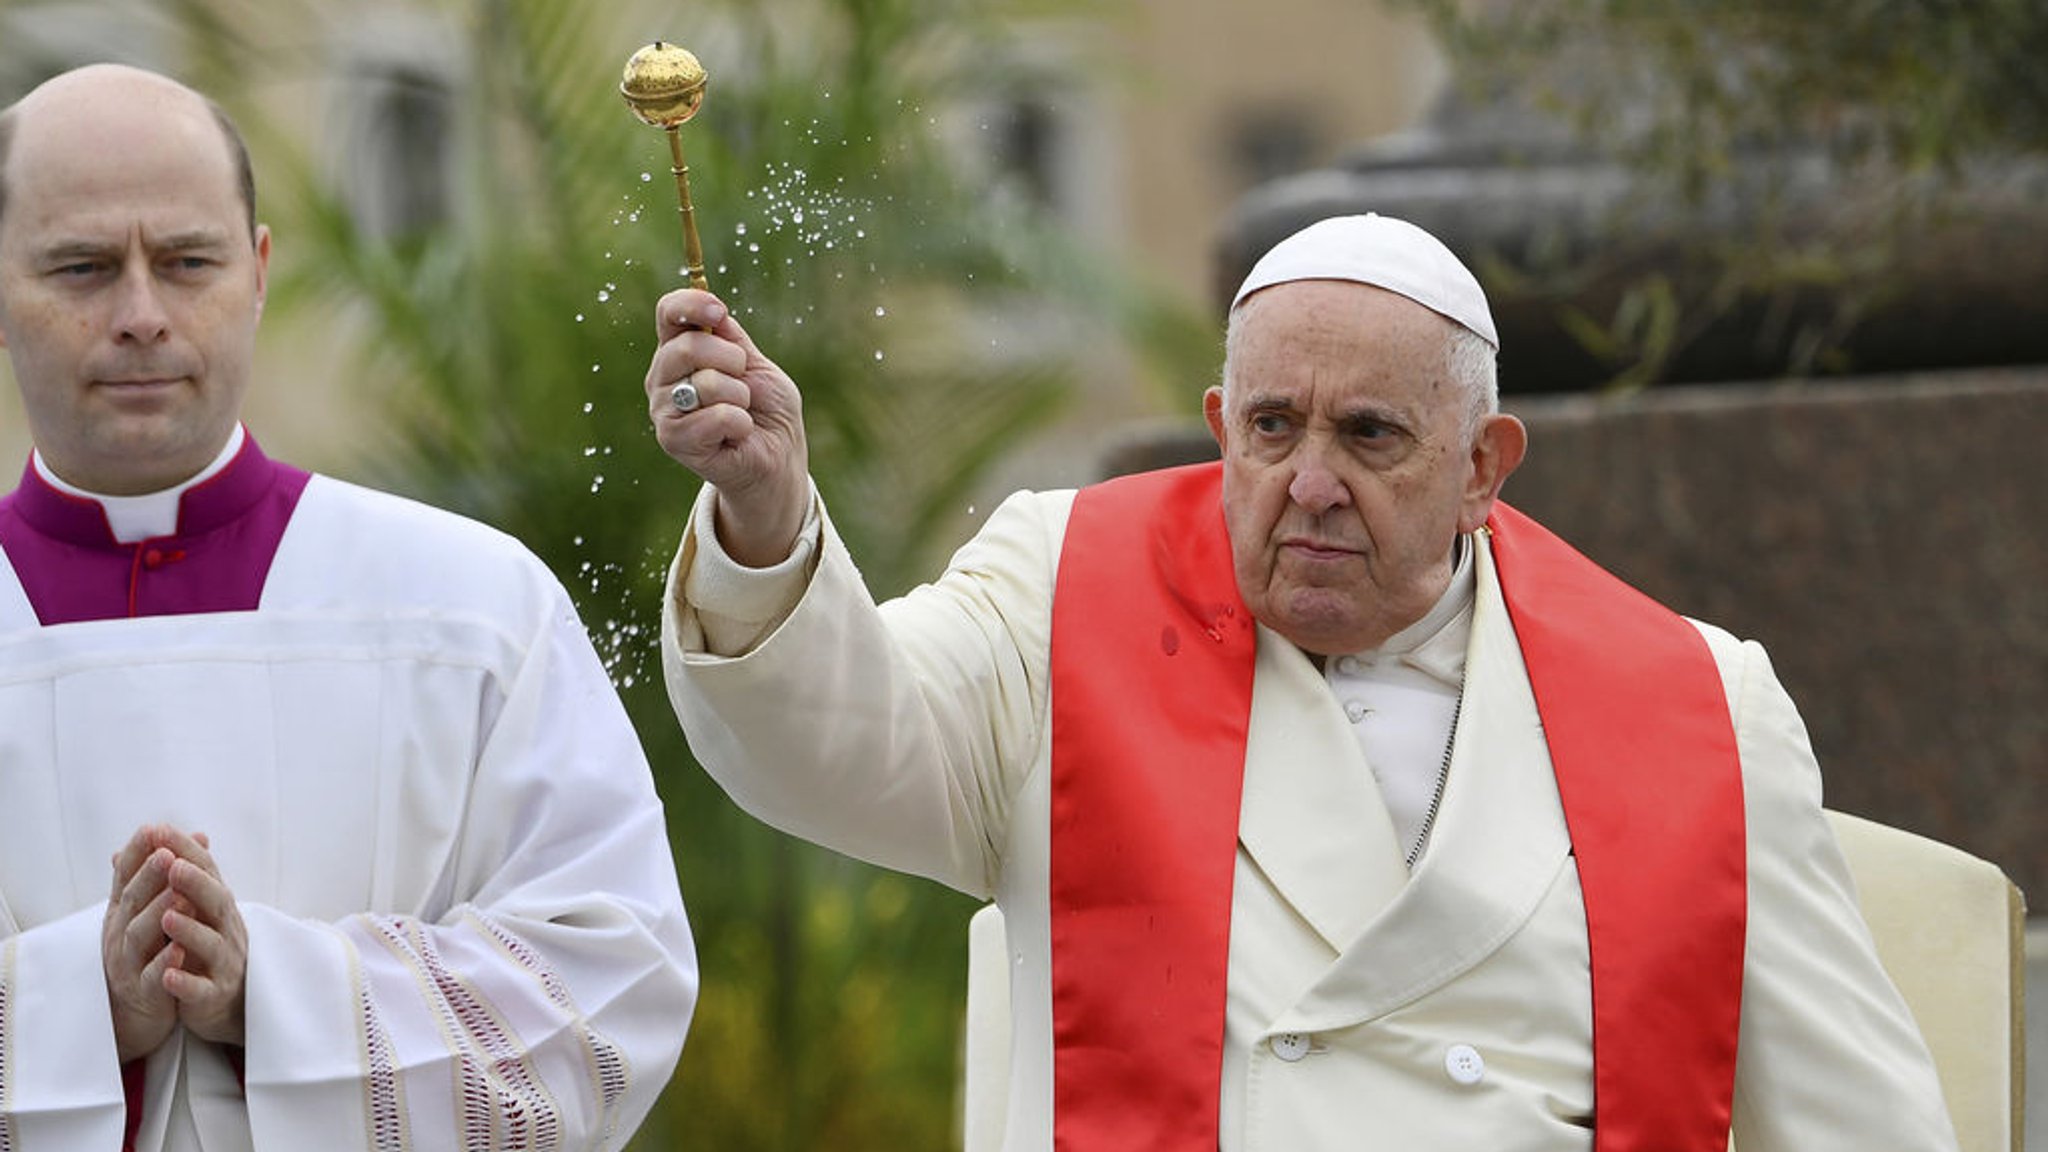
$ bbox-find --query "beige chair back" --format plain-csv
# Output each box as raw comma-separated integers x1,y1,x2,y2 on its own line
1823,810,2026,1152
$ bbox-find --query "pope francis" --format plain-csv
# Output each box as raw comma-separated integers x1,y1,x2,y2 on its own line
646,213,1958,1151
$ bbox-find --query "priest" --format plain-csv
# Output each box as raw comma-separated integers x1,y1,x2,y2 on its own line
646,210,1957,1149
0,64,696,1149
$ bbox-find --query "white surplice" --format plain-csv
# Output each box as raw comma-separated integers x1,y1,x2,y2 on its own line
0,475,697,1151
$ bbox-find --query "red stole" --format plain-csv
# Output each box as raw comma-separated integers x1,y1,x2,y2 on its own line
1047,463,1745,1151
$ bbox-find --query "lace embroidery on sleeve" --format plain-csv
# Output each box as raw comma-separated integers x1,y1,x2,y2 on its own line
468,911,631,1145
369,916,562,1151
350,942,410,1150
0,938,17,1152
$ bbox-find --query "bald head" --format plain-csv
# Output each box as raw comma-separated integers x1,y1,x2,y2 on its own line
0,64,256,239
0,61,272,495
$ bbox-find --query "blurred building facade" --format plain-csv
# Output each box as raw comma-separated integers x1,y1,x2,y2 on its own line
0,0,1447,479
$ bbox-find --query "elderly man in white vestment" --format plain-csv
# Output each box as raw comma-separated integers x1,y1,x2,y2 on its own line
644,209,1958,1151
0,65,696,1149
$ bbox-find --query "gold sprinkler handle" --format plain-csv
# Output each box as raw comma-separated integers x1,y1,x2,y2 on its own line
664,126,709,291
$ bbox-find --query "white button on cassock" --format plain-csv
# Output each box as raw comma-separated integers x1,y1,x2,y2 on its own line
1444,1043,1485,1085
1271,1033,1312,1063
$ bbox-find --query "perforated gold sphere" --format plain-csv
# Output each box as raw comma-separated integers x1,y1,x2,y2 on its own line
620,41,707,127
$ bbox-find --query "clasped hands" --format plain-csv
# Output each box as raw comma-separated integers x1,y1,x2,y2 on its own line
101,824,248,1063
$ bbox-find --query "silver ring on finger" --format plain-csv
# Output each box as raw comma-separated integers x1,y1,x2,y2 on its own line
670,381,701,414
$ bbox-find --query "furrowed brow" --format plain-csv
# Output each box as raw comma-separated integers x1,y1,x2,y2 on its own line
34,228,235,264
1335,404,1416,438
1242,394,1302,416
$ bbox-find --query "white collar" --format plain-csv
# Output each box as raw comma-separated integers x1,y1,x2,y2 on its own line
34,424,247,544
1326,534,1475,689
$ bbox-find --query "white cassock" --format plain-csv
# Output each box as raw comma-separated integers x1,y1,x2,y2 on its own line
663,483,1958,1152
0,468,697,1151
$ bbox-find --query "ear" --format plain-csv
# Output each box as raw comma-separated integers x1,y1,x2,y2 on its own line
1458,413,1527,533
1202,386,1227,452
251,224,272,319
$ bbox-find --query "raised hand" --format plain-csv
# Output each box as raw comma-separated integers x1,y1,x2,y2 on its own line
644,289,811,567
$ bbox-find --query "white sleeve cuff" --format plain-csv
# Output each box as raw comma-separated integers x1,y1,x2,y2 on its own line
679,483,822,654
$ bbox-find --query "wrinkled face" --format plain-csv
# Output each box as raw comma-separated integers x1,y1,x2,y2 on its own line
1205,280,1524,656
0,69,269,494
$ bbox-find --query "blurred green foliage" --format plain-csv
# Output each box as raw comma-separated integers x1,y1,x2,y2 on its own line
1397,0,2048,389
140,0,1184,1147
1408,0,2048,183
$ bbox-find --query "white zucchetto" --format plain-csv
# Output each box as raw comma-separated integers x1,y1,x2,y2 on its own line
1231,212,1498,349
